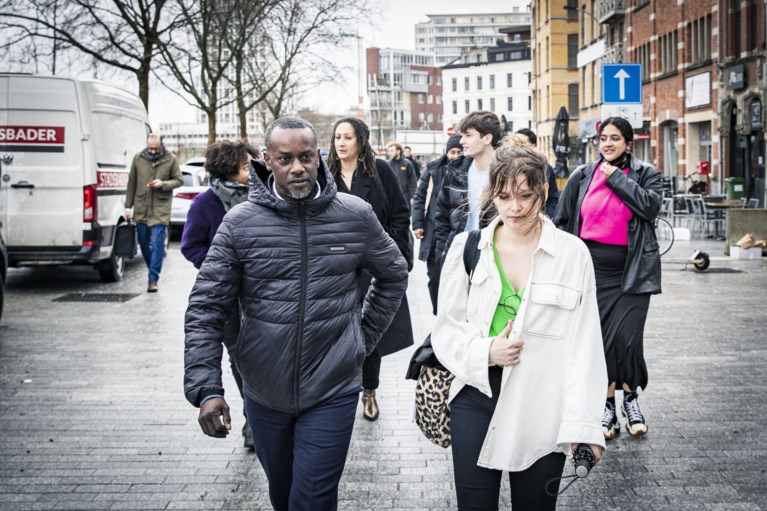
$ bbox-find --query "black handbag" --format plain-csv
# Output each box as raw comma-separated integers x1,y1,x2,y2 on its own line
114,221,138,258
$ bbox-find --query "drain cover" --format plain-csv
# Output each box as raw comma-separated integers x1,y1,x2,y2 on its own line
53,293,140,303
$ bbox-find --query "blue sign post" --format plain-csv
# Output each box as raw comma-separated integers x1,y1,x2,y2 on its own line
602,63,642,104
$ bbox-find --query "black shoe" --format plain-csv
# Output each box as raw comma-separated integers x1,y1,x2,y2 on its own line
602,401,620,441
242,422,254,449
622,392,648,437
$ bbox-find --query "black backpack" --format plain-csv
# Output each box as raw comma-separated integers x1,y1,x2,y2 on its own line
405,230,481,380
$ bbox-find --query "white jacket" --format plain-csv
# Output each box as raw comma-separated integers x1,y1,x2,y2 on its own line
432,215,607,472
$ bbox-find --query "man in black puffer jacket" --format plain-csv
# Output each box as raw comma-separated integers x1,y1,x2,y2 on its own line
184,117,408,510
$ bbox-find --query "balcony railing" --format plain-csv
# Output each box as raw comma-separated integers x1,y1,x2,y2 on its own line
601,45,625,64
599,0,626,24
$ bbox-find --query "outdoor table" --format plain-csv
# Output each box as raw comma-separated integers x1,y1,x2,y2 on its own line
703,200,744,240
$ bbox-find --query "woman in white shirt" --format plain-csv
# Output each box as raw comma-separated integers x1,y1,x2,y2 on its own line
432,145,607,510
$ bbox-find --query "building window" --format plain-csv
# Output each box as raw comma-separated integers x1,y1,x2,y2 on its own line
568,34,578,69
465,99,470,113
636,42,651,81
490,98,495,111
490,74,495,89
507,97,513,111
452,101,458,114
689,15,711,65
465,77,470,91
477,76,483,90
659,30,678,75
452,78,457,92
507,73,513,88
566,0,578,19
568,83,579,117
428,94,433,104
418,93,425,104
478,98,483,110
528,96,532,110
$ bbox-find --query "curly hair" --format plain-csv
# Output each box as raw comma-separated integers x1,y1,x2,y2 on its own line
480,145,548,232
204,140,260,181
326,117,378,177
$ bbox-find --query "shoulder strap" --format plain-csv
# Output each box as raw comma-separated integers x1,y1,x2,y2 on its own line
462,230,482,278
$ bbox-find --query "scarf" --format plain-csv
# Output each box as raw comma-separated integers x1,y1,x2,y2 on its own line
211,178,249,212
606,151,631,170
142,146,166,162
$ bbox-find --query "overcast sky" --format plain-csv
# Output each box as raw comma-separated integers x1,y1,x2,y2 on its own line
149,0,521,127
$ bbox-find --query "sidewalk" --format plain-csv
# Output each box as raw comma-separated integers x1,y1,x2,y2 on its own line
0,236,765,510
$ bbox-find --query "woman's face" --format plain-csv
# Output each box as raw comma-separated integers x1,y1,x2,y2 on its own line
599,124,628,161
334,122,359,161
493,173,546,232
229,156,250,186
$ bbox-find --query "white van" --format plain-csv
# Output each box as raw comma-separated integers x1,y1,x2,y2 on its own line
0,74,150,281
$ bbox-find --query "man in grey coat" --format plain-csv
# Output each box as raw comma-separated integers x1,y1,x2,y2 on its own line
184,117,408,510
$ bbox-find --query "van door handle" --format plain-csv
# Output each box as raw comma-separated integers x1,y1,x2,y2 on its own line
11,181,34,189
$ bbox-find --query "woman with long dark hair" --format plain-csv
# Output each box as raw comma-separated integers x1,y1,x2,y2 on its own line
554,116,663,440
327,117,414,421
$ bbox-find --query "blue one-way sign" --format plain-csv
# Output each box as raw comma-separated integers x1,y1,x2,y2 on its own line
602,63,642,104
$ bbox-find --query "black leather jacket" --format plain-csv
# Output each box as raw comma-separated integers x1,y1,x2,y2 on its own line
184,159,408,412
553,154,663,294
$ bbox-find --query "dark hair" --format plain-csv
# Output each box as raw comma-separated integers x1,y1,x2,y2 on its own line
599,117,634,143
326,117,378,177
515,128,537,145
204,140,260,181
264,116,317,149
458,111,503,148
404,146,412,151
481,145,548,233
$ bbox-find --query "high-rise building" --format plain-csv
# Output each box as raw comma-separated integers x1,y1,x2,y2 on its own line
415,7,532,66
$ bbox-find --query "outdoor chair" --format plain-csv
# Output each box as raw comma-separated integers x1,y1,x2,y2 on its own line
747,198,759,208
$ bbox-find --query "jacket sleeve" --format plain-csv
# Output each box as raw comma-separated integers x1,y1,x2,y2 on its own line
358,205,409,354
180,199,211,270
431,232,495,396
552,168,580,230
556,252,608,451
125,155,138,209
162,156,184,191
183,219,242,407
545,165,560,219
604,164,663,222
406,161,418,201
434,170,453,262
376,160,412,259
411,166,432,230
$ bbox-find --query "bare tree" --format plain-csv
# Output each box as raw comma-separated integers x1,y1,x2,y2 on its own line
0,0,177,109
232,0,372,136
155,0,277,144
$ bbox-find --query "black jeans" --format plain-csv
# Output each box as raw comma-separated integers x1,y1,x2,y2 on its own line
362,348,381,390
451,366,566,510
426,242,441,315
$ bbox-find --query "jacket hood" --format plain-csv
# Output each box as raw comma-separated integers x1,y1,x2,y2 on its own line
247,156,337,214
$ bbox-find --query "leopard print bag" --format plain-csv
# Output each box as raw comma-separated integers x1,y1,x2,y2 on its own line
414,366,455,448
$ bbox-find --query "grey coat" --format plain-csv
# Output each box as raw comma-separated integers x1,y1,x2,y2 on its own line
184,159,408,412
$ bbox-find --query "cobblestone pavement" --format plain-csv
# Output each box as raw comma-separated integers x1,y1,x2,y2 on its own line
1,234,766,510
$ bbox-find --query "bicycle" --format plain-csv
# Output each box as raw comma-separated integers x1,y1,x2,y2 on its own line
654,216,674,256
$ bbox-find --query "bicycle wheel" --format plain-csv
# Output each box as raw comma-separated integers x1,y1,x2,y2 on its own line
655,217,674,256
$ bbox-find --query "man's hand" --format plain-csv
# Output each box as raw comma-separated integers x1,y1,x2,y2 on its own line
488,320,524,366
147,179,164,188
413,228,424,240
571,443,603,464
198,397,232,438
124,209,132,221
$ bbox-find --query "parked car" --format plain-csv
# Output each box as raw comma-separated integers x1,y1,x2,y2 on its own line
171,157,209,229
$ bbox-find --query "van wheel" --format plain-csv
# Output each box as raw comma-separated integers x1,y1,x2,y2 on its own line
99,251,125,282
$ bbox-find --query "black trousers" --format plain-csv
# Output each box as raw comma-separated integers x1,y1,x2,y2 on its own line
426,242,441,315
362,348,381,390
451,366,566,510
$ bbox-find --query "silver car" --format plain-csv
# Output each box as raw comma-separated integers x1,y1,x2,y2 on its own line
171,157,209,229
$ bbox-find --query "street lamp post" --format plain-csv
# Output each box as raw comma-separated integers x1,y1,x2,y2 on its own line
340,32,365,120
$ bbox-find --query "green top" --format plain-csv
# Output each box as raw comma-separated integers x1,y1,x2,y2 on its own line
489,236,525,337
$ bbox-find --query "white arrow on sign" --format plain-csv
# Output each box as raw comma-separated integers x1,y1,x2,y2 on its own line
614,68,630,100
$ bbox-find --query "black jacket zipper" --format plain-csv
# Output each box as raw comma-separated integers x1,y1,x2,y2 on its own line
293,202,308,413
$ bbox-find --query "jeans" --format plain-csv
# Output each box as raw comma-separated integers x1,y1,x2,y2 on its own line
136,223,166,282
244,391,358,511
451,366,566,510
362,348,381,390
426,242,441,315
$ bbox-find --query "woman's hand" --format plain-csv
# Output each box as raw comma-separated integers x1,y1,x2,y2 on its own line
601,162,616,177
488,320,524,366
571,443,603,463
413,228,424,240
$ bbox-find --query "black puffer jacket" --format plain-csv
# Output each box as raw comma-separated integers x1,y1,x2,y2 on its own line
184,159,408,413
553,154,662,294
433,155,494,263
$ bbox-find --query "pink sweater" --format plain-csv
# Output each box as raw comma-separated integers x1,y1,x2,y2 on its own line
579,162,632,246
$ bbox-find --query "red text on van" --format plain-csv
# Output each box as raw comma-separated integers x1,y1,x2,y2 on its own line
0,126,65,144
